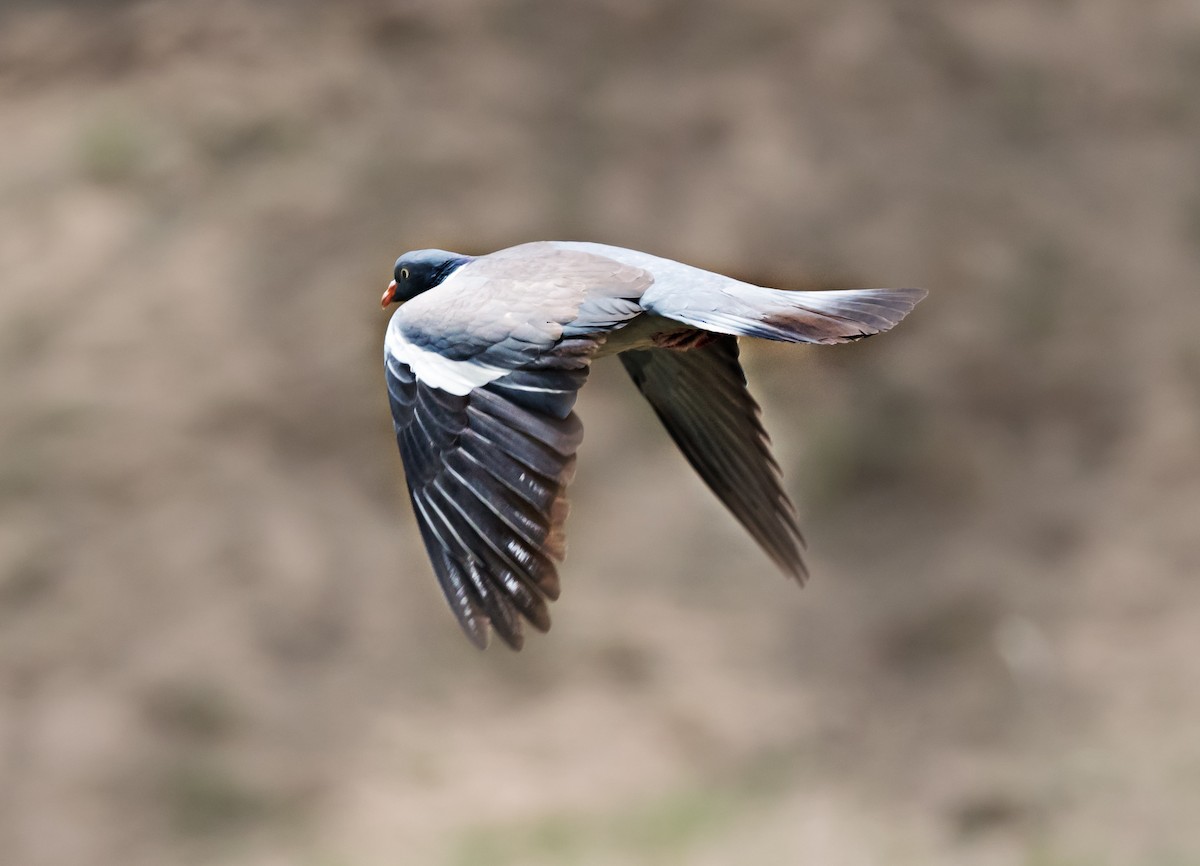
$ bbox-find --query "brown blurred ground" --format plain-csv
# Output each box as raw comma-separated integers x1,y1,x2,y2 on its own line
2,1,1200,864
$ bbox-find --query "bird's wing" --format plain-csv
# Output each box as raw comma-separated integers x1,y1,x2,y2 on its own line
385,343,591,650
620,335,807,581
385,246,652,649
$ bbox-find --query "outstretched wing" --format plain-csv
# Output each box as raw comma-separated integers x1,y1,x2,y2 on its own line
386,339,597,649
384,245,653,649
620,335,807,580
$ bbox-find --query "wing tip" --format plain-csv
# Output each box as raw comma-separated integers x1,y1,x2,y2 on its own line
765,532,809,586
779,555,810,586
456,608,492,650
444,567,557,651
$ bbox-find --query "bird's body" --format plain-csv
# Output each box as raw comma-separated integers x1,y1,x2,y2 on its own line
382,241,926,649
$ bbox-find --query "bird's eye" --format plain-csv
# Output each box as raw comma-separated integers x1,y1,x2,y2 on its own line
400,267,410,280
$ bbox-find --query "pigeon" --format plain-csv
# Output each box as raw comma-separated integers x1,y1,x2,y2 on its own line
381,241,926,649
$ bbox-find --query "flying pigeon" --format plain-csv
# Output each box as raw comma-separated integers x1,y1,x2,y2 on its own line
381,241,925,649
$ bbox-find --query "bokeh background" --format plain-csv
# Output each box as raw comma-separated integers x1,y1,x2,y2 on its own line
3,1,1200,864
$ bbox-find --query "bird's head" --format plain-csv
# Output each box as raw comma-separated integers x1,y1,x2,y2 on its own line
381,249,471,308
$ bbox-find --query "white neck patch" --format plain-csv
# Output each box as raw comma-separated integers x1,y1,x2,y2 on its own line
385,317,507,396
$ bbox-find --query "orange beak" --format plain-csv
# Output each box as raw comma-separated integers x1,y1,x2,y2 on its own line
381,279,397,309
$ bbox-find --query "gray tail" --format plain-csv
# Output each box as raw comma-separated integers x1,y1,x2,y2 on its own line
659,285,927,344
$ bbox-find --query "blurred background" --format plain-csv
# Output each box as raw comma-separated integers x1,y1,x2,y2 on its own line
2,1,1199,864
